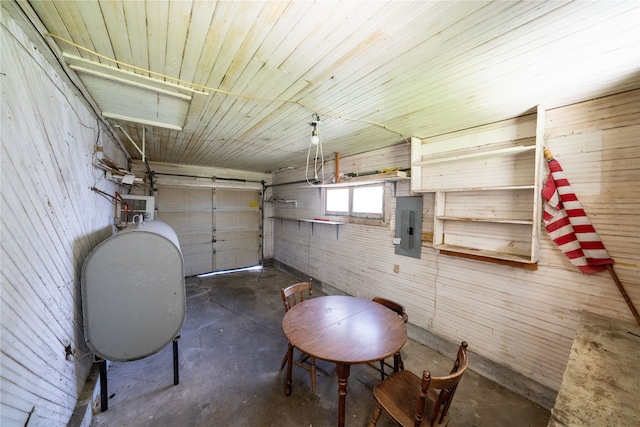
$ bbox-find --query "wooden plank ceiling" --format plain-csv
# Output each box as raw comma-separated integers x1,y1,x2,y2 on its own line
25,0,640,173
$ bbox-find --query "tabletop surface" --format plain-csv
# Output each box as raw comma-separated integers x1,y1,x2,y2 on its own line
282,295,408,364
548,311,640,426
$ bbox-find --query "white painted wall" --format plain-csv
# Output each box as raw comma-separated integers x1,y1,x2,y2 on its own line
272,90,640,409
2,0,638,421
1,6,128,426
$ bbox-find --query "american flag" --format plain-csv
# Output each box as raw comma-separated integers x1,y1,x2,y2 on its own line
541,155,614,274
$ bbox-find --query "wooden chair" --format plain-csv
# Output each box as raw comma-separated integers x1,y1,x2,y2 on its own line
370,297,409,380
279,279,317,393
369,341,469,427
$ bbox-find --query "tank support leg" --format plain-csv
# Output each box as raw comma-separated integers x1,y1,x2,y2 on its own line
99,358,108,412
173,337,180,385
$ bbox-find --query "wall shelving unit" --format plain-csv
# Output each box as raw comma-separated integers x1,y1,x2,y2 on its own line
301,171,409,196
411,105,545,265
271,217,344,239
266,198,297,207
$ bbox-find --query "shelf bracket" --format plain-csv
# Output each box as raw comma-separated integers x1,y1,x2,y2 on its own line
310,221,340,239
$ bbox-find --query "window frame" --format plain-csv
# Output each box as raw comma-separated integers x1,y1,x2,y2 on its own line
325,187,350,216
324,183,386,221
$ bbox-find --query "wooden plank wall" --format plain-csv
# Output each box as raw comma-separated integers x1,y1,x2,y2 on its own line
1,8,128,426
272,89,639,409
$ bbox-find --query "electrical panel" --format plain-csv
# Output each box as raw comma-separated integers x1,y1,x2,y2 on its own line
394,196,422,259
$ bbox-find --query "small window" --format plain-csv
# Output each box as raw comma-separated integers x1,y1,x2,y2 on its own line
352,186,383,215
325,184,385,219
326,188,349,214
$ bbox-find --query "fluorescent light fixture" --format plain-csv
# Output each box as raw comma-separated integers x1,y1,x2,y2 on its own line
63,53,193,130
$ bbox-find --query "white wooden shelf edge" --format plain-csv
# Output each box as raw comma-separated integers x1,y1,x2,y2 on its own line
267,199,297,207
435,244,535,263
300,218,345,225
301,176,408,188
270,217,344,225
436,216,533,225
414,145,536,166
420,185,535,193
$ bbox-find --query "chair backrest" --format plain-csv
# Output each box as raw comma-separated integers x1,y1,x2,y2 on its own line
418,341,469,427
280,279,312,312
373,296,409,323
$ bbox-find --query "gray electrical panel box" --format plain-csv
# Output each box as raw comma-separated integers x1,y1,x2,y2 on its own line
395,196,423,258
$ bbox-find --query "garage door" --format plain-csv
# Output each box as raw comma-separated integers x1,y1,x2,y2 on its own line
155,186,262,276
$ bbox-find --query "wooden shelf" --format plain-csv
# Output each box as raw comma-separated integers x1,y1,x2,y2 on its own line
266,199,297,207
413,145,535,166
301,176,408,188
412,106,545,265
300,219,344,225
435,244,533,264
438,248,538,270
270,217,344,239
300,171,408,189
436,216,533,225
421,185,534,193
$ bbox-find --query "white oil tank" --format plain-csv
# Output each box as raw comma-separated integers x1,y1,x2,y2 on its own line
81,220,185,362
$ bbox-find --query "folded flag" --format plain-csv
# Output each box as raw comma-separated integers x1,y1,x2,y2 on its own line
541,155,613,274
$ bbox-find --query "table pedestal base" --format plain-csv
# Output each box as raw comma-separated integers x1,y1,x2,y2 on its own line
284,343,293,396
336,363,351,427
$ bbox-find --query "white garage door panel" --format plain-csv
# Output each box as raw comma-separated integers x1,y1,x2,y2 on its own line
184,252,215,277
215,190,259,208
182,242,214,256
160,214,213,236
156,186,262,276
215,231,260,270
215,250,259,272
216,230,261,251
212,194,261,271
172,231,212,247
157,187,211,209
215,211,260,228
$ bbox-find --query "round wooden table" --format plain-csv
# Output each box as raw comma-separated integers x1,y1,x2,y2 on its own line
282,295,407,427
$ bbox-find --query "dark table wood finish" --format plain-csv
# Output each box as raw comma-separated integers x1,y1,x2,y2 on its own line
282,295,408,427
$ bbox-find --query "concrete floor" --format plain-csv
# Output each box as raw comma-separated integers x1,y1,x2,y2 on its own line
89,266,550,427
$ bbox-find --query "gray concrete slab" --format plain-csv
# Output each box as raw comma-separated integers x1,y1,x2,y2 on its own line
89,267,550,427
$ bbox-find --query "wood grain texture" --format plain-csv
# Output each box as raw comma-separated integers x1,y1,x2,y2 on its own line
283,296,407,364
1,6,128,425
25,0,640,172
273,89,640,407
